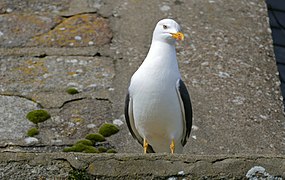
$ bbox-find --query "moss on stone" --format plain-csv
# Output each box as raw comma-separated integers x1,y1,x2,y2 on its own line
26,110,51,124
68,169,90,180
63,145,84,152
63,143,99,153
85,133,105,143
27,127,39,137
63,139,95,153
82,146,99,153
98,123,119,137
63,147,75,152
97,146,107,153
75,139,93,146
66,88,79,95
106,149,117,153
63,144,87,152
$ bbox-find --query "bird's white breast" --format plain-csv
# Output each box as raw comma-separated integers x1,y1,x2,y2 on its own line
129,42,184,152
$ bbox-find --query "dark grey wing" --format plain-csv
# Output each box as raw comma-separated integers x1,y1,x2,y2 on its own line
124,91,155,153
176,79,193,146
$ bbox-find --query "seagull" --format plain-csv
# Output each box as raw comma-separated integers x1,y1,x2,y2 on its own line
125,19,192,153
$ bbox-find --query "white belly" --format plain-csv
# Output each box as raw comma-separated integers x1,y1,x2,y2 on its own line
132,82,184,153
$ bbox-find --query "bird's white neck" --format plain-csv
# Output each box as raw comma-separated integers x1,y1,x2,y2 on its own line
143,41,178,69
135,40,181,82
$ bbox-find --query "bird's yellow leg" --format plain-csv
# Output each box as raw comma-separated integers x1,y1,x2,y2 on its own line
143,138,148,154
170,139,175,154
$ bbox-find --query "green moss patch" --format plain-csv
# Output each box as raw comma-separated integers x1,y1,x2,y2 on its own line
99,123,119,137
63,143,99,153
106,149,117,153
75,139,93,146
82,146,99,153
66,88,79,95
26,110,51,124
27,127,39,137
85,133,105,143
63,144,85,152
97,146,107,153
68,169,90,180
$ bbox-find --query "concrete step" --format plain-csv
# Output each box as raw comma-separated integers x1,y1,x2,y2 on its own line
0,152,284,179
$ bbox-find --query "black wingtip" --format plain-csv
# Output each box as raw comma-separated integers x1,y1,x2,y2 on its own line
146,144,155,153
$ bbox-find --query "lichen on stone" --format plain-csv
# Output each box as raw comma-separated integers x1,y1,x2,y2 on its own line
27,127,39,137
30,14,112,47
85,133,105,143
26,109,51,124
66,87,79,95
99,123,119,137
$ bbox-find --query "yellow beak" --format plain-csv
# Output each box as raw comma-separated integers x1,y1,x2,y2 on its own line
171,32,184,41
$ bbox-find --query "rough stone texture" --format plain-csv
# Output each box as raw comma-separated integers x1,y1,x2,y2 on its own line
0,96,39,146
0,13,63,47
0,152,284,179
0,56,114,107
107,0,285,155
38,98,113,146
29,14,112,47
0,0,284,178
0,0,70,14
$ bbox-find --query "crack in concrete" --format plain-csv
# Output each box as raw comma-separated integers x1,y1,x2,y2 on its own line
211,157,230,164
0,47,112,57
58,97,87,109
0,93,43,108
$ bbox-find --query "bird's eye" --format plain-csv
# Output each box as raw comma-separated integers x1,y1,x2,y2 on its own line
163,25,168,29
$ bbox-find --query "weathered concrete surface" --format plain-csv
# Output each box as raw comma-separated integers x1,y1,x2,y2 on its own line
0,96,39,146
29,14,112,47
0,152,284,179
0,0,285,177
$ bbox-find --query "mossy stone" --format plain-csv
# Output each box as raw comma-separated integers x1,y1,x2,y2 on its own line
26,110,51,124
75,139,93,146
83,146,99,153
63,139,95,153
63,147,75,152
97,146,107,153
66,88,79,95
85,133,105,143
63,143,99,153
99,123,119,137
106,149,117,153
68,169,90,180
63,144,88,152
27,127,39,137
63,145,84,152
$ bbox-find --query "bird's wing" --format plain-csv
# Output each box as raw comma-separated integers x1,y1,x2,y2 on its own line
176,79,193,146
125,91,155,153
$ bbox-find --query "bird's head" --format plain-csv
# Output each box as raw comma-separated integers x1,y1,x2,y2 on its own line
152,19,184,44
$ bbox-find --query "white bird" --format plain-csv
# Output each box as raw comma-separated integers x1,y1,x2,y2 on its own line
125,19,192,153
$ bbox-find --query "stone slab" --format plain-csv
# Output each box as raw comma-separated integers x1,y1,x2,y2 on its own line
0,96,39,146
0,56,114,107
0,152,284,179
0,13,111,48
